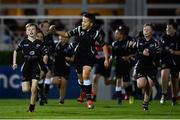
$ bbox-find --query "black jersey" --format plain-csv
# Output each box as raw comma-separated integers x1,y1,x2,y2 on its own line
112,38,134,80
16,38,48,64
135,37,158,65
134,37,158,81
171,35,180,63
67,26,105,57
112,39,132,62
54,41,74,67
43,33,55,55
53,41,74,78
16,38,48,81
160,34,177,62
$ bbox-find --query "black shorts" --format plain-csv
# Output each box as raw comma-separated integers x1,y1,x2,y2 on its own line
74,54,95,74
160,58,174,70
39,60,48,74
47,58,54,72
21,62,41,82
53,64,70,80
171,63,180,78
94,58,111,77
115,60,131,82
134,62,157,82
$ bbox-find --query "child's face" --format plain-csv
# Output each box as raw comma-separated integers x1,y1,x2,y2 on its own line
26,27,30,36
59,36,68,44
36,32,44,41
82,16,92,30
26,26,36,38
114,30,124,41
41,22,50,35
143,25,153,38
166,25,176,36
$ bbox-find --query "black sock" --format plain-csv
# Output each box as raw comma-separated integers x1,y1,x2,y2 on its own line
172,97,177,102
116,91,122,100
84,84,92,100
162,93,167,98
125,86,133,96
38,83,44,99
44,84,50,96
29,104,35,112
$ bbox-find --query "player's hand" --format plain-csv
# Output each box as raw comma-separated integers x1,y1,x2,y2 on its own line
169,49,175,54
104,59,109,68
143,48,149,56
128,41,134,47
49,25,56,33
12,64,17,70
122,56,129,61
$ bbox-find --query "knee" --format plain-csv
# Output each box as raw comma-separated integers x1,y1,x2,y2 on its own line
137,79,146,89
31,86,38,94
22,87,30,93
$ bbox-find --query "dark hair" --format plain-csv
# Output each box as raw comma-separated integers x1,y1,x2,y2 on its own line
143,23,155,31
167,22,177,30
117,25,129,35
83,13,96,23
36,29,44,38
40,20,50,27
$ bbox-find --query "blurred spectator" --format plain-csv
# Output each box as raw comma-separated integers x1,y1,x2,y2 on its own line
50,19,66,31
4,19,18,31
3,30,13,44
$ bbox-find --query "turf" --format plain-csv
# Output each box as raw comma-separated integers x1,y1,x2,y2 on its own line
0,99,179,119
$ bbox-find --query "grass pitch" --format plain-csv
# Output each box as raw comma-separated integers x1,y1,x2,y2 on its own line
0,99,179,119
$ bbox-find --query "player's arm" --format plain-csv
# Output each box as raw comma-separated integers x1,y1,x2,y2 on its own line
102,44,110,68
169,49,180,55
49,25,68,38
43,55,48,65
12,50,17,70
56,31,69,38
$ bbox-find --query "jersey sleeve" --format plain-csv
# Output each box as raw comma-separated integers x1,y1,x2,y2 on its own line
16,40,23,52
148,41,158,57
111,42,116,59
67,26,80,37
66,43,75,57
95,30,105,47
40,43,49,56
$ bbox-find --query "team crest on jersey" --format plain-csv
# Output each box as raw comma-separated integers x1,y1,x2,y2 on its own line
29,51,35,55
36,44,40,48
150,44,154,47
139,43,143,45
81,31,85,35
24,44,29,46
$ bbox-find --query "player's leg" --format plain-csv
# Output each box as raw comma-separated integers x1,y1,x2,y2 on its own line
28,79,38,112
115,78,123,105
77,73,86,103
123,80,134,104
137,76,148,110
22,81,31,93
38,65,48,105
171,74,179,106
160,68,170,104
124,64,135,104
44,70,52,104
82,65,94,109
92,73,100,101
38,78,45,105
59,76,67,104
